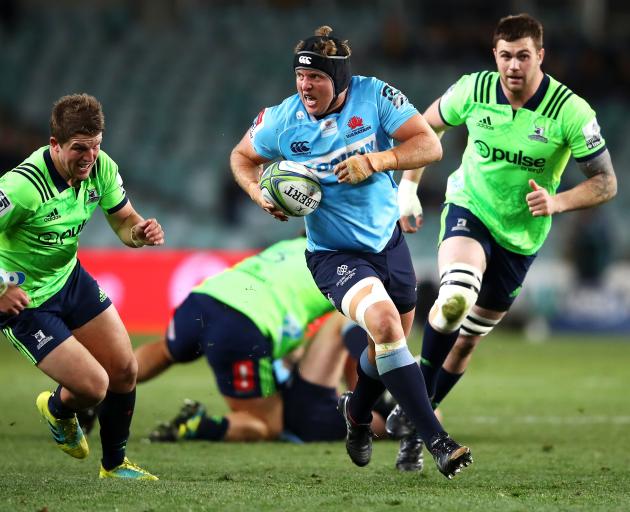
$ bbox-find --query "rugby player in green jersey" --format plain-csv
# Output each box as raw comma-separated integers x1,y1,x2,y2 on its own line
390,13,617,471
125,237,392,443
0,94,164,480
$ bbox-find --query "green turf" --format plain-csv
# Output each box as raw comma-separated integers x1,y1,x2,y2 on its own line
1,331,629,511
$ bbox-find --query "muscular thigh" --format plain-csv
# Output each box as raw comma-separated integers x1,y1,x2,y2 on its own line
72,304,134,374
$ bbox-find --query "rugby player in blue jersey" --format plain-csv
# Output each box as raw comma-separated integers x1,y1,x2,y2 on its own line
231,25,472,479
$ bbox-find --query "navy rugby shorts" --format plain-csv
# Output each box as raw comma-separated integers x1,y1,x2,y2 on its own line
440,203,537,311
281,370,346,442
0,261,112,365
166,293,277,398
305,224,417,315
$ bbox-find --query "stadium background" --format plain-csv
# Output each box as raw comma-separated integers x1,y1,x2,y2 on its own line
0,0,628,333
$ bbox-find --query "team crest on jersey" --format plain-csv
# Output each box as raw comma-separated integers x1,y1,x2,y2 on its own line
320,118,338,138
345,116,372,138
86,188,100,204
582,118,602,150
296,111,305,120
0,189,12,217
249,108,267,139
528,124,548,143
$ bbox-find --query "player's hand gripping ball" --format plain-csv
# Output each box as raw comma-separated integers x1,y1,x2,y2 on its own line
259,161,322,217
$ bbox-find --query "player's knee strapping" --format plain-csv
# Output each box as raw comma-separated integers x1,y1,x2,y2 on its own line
341,277,392,338
432,263,482,333
460,310,500,337
374,338,415,374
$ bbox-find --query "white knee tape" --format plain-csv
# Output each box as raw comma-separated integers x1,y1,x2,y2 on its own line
341,277,391,334
433,263,483,332
460,310,500,337
374,337,407,355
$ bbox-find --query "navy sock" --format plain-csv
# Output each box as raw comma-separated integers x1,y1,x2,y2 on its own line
47,385,75,419
420,321,459,398
99,388,135,470
342,324,368,361
376,345,443,443
191,414,229,441
348,349,385,424
432,368,465,408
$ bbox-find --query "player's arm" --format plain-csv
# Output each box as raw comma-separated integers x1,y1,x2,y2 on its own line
334,112,442,184
230,133,288,221
527,149,617,216
105,200,165,248
398,98,449,232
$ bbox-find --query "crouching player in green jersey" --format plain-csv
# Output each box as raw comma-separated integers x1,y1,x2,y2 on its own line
127,236,391,443
389,13,617,470
0,94,164,480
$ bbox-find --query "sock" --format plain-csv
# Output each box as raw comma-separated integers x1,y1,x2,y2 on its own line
348,348,385,424
432,368,465,408
341,324,368,361
376,342,444,443
47,384,75,419
420,321,459,398
188,414,229,441
99,388,135,471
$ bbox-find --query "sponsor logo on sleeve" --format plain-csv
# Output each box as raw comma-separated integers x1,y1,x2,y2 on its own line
582,118,602,150
381,84,408,109
0,190,13,216
249,108,267,139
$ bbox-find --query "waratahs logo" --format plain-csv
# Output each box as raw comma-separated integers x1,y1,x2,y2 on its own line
0,268,26,287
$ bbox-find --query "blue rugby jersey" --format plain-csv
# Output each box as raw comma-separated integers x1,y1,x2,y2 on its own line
250,76,418,253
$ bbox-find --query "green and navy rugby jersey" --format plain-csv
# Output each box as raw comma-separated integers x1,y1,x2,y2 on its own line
0,147,127,307
193,237,334,359
439,72,606,255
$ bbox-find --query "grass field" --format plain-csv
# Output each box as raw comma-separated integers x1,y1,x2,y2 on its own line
1,331,629,512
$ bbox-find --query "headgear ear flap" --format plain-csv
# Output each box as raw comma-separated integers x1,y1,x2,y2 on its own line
293,35,351,97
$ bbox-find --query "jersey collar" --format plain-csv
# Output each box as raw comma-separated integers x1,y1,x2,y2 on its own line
496,73,550,112
44,148,71,193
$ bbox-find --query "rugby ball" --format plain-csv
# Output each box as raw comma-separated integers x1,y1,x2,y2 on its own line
259,160,322,217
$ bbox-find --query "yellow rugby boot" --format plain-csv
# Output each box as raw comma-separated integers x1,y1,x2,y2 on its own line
99,458,158,480
36,391,89,459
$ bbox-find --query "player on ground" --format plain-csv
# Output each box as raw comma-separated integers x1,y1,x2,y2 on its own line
390,13,617,471
122,236,390,442
0,93,164,480
230,25,472,479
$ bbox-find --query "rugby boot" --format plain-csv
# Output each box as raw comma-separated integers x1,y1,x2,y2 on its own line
385,404,415,439
99,457,158,480
36,391,89,459
428,431,473,479
337,391,373,467
395,433,424,472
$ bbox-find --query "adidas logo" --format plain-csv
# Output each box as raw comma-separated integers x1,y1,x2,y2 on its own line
43,208,61,222
476,116,494,130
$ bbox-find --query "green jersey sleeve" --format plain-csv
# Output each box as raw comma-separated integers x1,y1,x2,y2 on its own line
558,94,606,160
0,172,41,232
438,73,477,127
95,150,127,213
